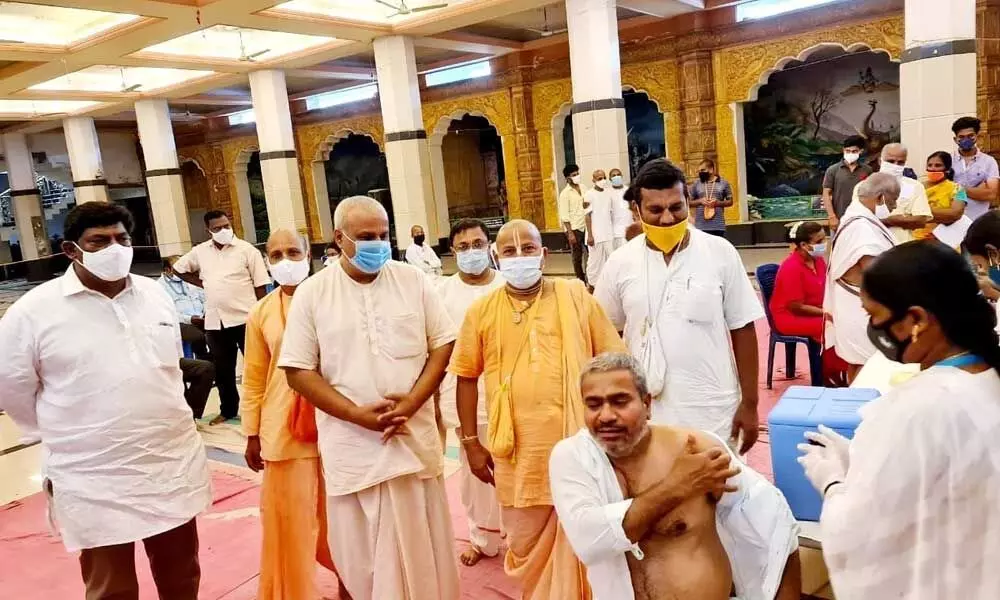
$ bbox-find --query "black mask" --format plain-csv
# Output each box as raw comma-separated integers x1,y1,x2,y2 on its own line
414,235,426,246
699,171,711,183
866,316,911,363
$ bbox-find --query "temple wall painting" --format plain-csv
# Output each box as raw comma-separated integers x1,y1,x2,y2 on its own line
743,49,900,220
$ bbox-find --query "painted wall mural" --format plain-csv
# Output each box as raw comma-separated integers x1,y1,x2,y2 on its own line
742,50,899,219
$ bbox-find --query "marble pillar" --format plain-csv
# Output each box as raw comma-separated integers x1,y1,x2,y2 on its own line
136,99,192,256
63,116,109,204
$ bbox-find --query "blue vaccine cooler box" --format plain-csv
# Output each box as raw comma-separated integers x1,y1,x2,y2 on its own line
768,386,880,521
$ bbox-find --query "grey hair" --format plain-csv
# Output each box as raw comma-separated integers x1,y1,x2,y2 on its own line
266,228,309,252
580,352,649,398
333,195,388,230
880,142,907,159
856,171,901,203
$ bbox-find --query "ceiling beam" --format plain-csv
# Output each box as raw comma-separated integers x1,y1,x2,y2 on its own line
228,12,388,42
394,0,554,37
8,0,192,19
286,66,377,81
170,94,253,107
415,32,523,55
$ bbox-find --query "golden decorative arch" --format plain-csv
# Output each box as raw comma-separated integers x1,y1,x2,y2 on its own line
711,14,904,223
422,89,514,137
622,59,681,163
295,114,385,163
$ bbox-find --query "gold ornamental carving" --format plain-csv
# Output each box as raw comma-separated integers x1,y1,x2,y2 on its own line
295,114,385,162
422,89,514,137
531,78,573,129
622,60,680,115
714,15,903,105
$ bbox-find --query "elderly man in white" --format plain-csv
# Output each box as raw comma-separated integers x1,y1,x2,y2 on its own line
279,196,460,600
405,223,443,276
0,202,211,599
826,172,899,381
550,353,800,600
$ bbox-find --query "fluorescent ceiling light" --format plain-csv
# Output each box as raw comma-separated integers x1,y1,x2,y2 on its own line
425,61,491,87
737,0,842,22
140,26,334,61
305,84,378,111
0,100,98,116
0,2,138,46
30,66,215,93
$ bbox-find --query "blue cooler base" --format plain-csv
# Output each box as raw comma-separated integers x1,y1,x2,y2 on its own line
768,386,880,521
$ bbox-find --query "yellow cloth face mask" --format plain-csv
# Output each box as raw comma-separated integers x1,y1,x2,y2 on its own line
641,218,688,254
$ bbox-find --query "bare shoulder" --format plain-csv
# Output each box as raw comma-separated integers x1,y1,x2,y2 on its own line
651,426,725,454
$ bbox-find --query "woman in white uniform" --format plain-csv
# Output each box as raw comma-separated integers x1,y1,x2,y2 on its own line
798,240,1000,600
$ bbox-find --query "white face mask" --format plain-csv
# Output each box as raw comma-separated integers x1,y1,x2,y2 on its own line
269,257,310,286
499,255,543,289
211,227,235,246
874,203,892,219
594,178,607,190
880,162,906,178
570,175,581,185
74,242,133,282
843,152,860,164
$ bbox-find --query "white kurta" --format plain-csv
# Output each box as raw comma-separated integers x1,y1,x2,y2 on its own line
435,271,506,428
0,268,211,552
549,428,798,600
405,243,443,276
610,186,631,244
277,260,457,496
823,202,896,364
821,365,1000,599
594,231,764,439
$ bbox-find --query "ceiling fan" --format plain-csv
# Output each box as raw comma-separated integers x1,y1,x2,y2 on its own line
119,68,142,93
374,0,449,17
237,29,270,62
527,6,567,37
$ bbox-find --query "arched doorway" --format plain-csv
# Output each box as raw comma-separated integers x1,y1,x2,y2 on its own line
558,89,666,180
310,132,388,241
429,112,506,244
180,159,211,244
741,47,899,220
232,146,267,244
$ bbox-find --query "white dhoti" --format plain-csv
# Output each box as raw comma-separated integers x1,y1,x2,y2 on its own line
327,474,460,600
827,281,877,365
586,240,615,285
457,425,503,556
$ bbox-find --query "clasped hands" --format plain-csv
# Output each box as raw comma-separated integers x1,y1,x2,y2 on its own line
350,393,420,443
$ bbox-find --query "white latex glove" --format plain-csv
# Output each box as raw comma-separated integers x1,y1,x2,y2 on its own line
804,425,851,470
797,439,847,495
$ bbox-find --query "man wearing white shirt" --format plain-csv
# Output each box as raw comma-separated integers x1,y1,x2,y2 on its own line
0,202,211,599
436,218,506,567
609,167,632,249
405,224,443,276
585,169,616,286
850,143,931,243
279,196,459,600
549,353,800,600
594,159,764,453
173,210,271,424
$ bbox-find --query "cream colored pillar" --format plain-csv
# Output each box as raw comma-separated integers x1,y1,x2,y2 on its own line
135,99,192,256
373,35,440,246
566,0,629,181
900,0,976,168
63,116,109,204
427,137,450,241
249,69,309,237
2,133,50,259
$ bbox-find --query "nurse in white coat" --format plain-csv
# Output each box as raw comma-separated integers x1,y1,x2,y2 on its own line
799,241,1000,600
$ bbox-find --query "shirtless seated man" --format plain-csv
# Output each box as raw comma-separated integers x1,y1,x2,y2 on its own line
550,352,801,600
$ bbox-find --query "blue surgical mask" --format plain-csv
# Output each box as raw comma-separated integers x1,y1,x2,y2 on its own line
456,248,490,275
610,175,623,187
343,234,391,274
499,255,543,290
990,265,1000,287
958,137,977,152
810,243,826,258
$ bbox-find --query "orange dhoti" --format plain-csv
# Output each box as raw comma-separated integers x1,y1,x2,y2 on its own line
258,457,337,600
503,505,592,600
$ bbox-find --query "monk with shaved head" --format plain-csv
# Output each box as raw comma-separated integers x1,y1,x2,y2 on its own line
241,229,345,599
450,218,626,598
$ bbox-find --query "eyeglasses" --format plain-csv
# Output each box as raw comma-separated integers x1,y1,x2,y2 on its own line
454,240,489,252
